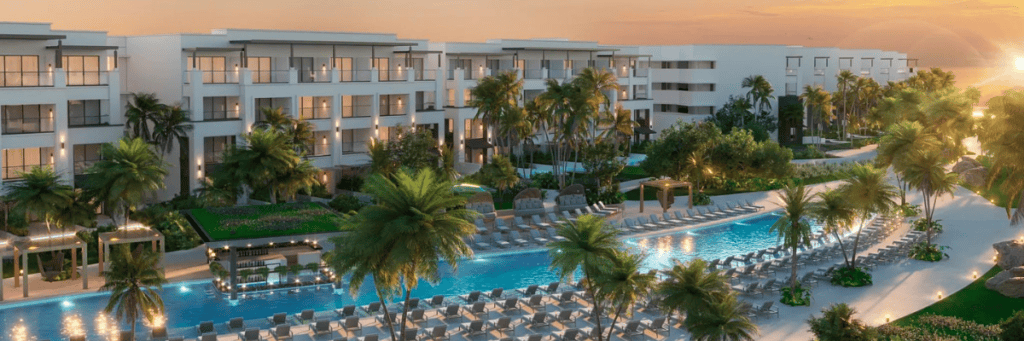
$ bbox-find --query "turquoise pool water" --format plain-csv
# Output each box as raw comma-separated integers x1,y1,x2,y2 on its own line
0,211,812,340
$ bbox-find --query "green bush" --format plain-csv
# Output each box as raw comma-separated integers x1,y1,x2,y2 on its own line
529,172,558,190
807,303,877,341
879,314,1002,341
900,203,922,217
912,219,943,233
300,183,332,199
999,310,1024,341
831,267,873,287
909,243,950,262
329,194,366,214
133,204,203,252
692,191,712,205
335,175,364,192
780,283,812,306
793,145,828,159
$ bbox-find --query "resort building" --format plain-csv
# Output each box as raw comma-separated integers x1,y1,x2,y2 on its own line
121,29,445,199
0,22,124,192
639,45,914,136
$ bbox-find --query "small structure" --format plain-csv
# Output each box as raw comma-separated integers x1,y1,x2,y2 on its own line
513,188,545,217
97,223,166,275
639,178,693,213
465,192,497,220
555,184,588,213
9,231,89,299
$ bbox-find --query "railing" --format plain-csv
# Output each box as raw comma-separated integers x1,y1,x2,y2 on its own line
633,91,649,100
203,111,241,121
881,68,890,74
338,70,372,82
548,69,567,79
0,71,54,87
300,106,332,120
251,70,291,84
860,68,871,75
300,69,332,83
814,69,825,76
66,71,110,86
633,68,649,78
416,69,437,81
447,68,456,80
69,114,110,127
524,69,543,79
785,83,797,96
417,101,438,111
380,104,406,116
341,142,368,154
572,68,587,78
352,104,372,118
2,119,55,134
786,68,798,75
184,70,239,84
381,69,409,82
613,67,630,78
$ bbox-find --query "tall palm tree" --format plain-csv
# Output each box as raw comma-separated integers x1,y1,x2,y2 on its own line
810,189,856,267
685,293,759,341
469,71,523,155
902,151,958,245
124,93,164,143
151,105,193,197
328,221,402,341
875,121,939,205
51,188,97,233
273,160,319,202
835,70,857,141
367,138,396,177
800,85,834,148
601,106,638,154
977,90,1024,225
218,129,297,204
548,214,622,341
5,166,72,238
839,164,897,268
340,168,475,341
536,79,577,188
86,138,168,229
658,258,731,320
593,250,657,341
256,106,293,131
770,185,816,293
741,75,774,126
101,245,168,335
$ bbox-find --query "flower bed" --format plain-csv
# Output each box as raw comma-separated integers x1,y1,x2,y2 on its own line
190,202,348,241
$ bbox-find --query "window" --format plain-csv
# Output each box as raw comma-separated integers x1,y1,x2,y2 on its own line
0,55,41,87
814,57,829,68
255,98,289,121
340,129,368,154
351,96,372,118
2,147,53,180
63,55,102,86
300,96,331,119
379,95,406,116
786,56,802,68
2,104,54,134
73,143,103,174
447,89,456,107
464,119,485,139
203,97,239,120
341,95,353,118
333,57,353,81
204,136,236,165
68,100,104,126
309,131,331,156
379,126,400,141
463,89,473,105
247,57,272,83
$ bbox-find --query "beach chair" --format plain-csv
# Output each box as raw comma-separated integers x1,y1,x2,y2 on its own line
238,328,262,341
199,333,217,341
643,317,669,338
561,211,578,223
801,271,820,287
649,214,674,228
496,298,522,314
474,217,489,234
674,211,697,224
423,325,453,341
459,290,482,303
722,255,737,268
523,294,547,313
470,234,491,250
341,317,363,336
636,216,659,230
707,259,721,270
553,291,576,307
587,204,611,217
197,321,216,334
460,320,486,336
553,328,582,341
615,321,644,340
495,218,512,232
509,231,530,247
522,312,552,328
551,309,578,328
487,287,505,300
400,328,419,341
730,202,757,213
272,325,293,341
517,284,540,297
598,201,621,214
687,209,708,221
530,230,550,244
540,282,560,294
490,316,516,337
746,199,765,211
294,309,315,324
226,317,245,332
753,301,779,319
663,212,685,225
427,295,447,308
546,228,567,242
409,309,427,324
377,312,399,327
533,215,553,228
490,233,511,248
546,213,565,225
731,281,762,297
438,304,462,322
465,301,489,317
514,216,534,229
310,319,333,337
718,204,741,216
362,302,382,316
622,219,644,232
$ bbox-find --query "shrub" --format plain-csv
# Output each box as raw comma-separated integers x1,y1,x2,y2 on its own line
133,204,202,252
900,203,922,217
692,191,712,205
877,314,1002,341
831,267,873,287
529,172,558,190
909,243,950,262
912,219,943,233
793,145,828,159
1000,310,1024,341
299,183,331,199
780,283,812,306
807,303,877,341
328,194,365,214
335,174,364,192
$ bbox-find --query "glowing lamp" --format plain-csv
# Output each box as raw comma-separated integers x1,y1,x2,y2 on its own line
973,271,978,279
884,314,891,323
937,291,943,300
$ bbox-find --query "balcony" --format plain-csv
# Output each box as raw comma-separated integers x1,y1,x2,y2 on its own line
299,106,332,120
184,70,240,84
632,68,649,78
300,69,331,83
613,66,630,78
786,68,798,75
524,69,544,80
0,71,54,87
65,71,110,86
814,69,825,76
548,69,568,80
416,69,437,81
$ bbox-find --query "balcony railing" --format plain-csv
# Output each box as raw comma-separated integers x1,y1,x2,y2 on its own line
814,69,825,76
69,114,110,127
632,68,649,78
300,69,331,83
341,142,368,154
380,69,410,82
184,70,240,84
881,69,890,74
524,69,543,79
613,67,630,78
786,68,798,75
352,104,372,118
66,71,110,86
548,69,567,79
0,71,54,87
299,107,331,120
251,70,291,84
416,69,437,81
447,68,456,80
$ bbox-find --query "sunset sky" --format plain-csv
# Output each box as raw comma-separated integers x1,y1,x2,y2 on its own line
6,0,1022,96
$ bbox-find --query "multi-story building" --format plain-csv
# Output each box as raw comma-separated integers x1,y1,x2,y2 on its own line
0,22,123,192
432,39,653,164
640,45,915,137
123,29,446,198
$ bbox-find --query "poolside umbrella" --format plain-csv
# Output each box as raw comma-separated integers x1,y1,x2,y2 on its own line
960,167,988,188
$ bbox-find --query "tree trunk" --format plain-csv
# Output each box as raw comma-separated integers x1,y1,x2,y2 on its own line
269,188,277,204
605,305,625,341
791,245,799,294
399,284,412,341
179,137,190,197
583,267,605,341
832,230,851,268
849,214,868,268
376,285,398,341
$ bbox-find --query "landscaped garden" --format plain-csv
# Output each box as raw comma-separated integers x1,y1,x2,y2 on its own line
189,202,348,241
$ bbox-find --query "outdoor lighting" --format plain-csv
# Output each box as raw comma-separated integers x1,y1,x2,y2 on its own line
224,245,229,250
884,314,891,323
973,110,984,118
937,291,943,300
973,271,979,279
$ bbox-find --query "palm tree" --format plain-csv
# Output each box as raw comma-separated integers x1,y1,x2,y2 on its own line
548,214,622,341
194,177,237,207
741,75,774,126
439,145,459,182
807,303,877,341
218,129,297,204
769,184,815,294
524,98,552,178
835,70,857,141
101,245,167,335
256,106,292,131
810,189,856,267
125,93,164,143
289,117,316,155
5,166,72,237
593,250,657,341
469,71,523,155
536,79,576,187
51,188,97,233
86,138,168,229
151,105,193,197
684,293,758,341
335,168,475,341
902,150,958,245
272,159,319,202
658,258,731,320
601,106,638,154
800,85,834,148
875,121,939,205
839,164,897,268
328,221,402,341
367,138,395,177
976,90,1024,225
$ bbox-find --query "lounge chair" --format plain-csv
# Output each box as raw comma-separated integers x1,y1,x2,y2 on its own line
461,320,486,336
643,317,669,338
663,212,685,225
523,294,547,313
294,309,315,324
635,216,659,230
529,230,550,244
474,217,489,234
362,302,382,315
585,205,609,217
490,232,511,248
800,271,820,287
718,204,741,216
226,317,245,332
553,328,582,341
540,282,560,294
496,298,521,314
493,218,509,232
674,211,697,224
553,291,576,307
427,295,447,308
438,304,462,322
550,309,578,328
746,199,765,211
648,214,674,228
469,234,491,250
197,321,216,334
598,201,621,214
546,213,565,225
310,319,333,337
522,312,551,327
199,333,217,341
272,325,293,340
150,326,168,341
731,281,762,297
561,211,578,223
514,216,534,230
722,256,737,268
622,219,645,232
486,287,505,300
730,202,757,213
516,284,539,297
616,321,644,340
459,290,482,303
341,316,363,336
490,316,516,337
400,328,419,341
509,231,530,247
465,301,489,317
546,228,567,242
423,325,453,341
409,308,428,324
533,215,553,228
238,328,263,341
751,301,779,319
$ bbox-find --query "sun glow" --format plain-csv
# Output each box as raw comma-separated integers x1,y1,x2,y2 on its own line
1016,57,1024,71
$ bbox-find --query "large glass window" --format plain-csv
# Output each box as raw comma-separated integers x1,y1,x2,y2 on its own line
63,55,102,85
3,104,54,134
309,131,331,156
255,98,289,122
379,95,406,116
203,97,239,120
68,100,104,126
247,57,273,83
204,136,236,165
73,143,103,175
2,147,53,180
333,57,353,82
0,55,41,87
300,96,331,119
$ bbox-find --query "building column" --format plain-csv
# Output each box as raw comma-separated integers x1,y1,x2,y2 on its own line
190,131,204,199
13,249,19,288
22,251,28,298
332,94,343,165
107,69,123,125
454,118,466,163
71,247,77,280
82,245,88,289
1,251,4,301
159,237,166,271
188,69,205,122
371,94,381,139
229,246,238,300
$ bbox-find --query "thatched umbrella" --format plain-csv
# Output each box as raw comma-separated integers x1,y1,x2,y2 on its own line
960,167,988,188
952,156,983,174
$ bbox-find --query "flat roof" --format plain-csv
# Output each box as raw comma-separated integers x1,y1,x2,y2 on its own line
229,39,418,47
0,33,66,40
45,45,118,50
447,52,515,57
596,53,652,58
502,47,619,52
184,47,246,52
393,50,444,54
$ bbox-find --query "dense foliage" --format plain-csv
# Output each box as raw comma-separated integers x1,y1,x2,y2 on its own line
830,267,873,287
807,303,877,341
705,95,778,142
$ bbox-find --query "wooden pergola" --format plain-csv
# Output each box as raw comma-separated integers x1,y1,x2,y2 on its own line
97,226,166,275
639,178,693,213
10,233,88,299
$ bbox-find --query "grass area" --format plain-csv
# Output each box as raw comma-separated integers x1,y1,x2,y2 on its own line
623,174,850,201
190,202,348,241
616,166,650,181
965,157,1019,210
894,266,1022,326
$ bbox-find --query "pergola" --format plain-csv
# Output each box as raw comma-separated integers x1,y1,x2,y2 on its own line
639,178,693,213
0,238,10,301
97,225,166,275
10,232,88,299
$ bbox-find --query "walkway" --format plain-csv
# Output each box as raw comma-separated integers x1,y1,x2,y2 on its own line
792,144,878,165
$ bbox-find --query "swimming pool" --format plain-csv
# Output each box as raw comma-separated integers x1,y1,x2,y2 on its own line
0,211,813,340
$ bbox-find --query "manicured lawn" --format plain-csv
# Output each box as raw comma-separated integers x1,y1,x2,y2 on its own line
616,166,650,181
190,203,348,241
894,266,1022,326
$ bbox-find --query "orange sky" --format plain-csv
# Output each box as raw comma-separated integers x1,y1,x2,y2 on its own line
4,0,1023,96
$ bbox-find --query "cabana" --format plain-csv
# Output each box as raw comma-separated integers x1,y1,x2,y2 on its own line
512,188,545,217
10,231,88,299
639,178,693,213
97,223,166,275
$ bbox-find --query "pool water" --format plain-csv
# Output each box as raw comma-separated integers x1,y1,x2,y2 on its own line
0,211,814,340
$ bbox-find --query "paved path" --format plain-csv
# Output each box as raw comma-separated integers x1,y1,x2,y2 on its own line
792,144,878,165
